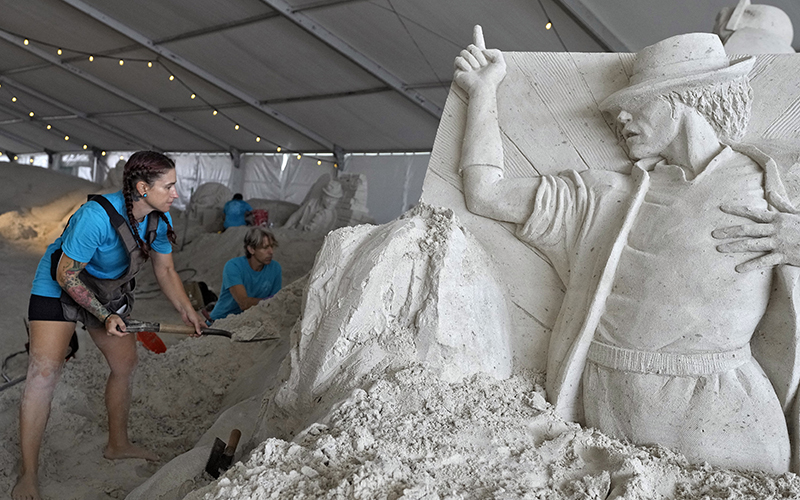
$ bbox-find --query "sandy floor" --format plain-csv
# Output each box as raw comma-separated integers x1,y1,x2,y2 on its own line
1,163,799,500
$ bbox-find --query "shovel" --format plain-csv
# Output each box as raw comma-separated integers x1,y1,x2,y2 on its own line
125,318,278,353
125,319,234,353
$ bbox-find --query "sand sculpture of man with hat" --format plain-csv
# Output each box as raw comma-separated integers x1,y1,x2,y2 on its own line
454,26,800,473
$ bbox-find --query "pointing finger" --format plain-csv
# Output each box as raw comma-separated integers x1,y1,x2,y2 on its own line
474,25,486,50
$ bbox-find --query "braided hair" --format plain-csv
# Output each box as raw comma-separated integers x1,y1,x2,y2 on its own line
122,151,178,259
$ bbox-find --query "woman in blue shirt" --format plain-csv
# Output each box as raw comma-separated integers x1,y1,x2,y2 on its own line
13,151,205,500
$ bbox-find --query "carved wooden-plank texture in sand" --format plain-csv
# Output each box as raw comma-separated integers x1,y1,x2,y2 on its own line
422,51,800,372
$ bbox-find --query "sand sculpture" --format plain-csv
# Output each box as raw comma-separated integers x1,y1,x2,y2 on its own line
715,0,796,54
436,25,800,474
283,179,344,232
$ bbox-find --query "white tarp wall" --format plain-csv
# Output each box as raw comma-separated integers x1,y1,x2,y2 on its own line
91,151,430,222
343,152,429,224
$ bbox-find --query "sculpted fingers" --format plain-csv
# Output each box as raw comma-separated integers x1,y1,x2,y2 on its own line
719,204,776,223
454,56,472,72
735,252,785,273
716,236,775,253
468,44,488,66
712,223,774,239
460,49,481,69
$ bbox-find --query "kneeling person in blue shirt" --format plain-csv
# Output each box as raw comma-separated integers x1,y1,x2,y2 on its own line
210,227,282,320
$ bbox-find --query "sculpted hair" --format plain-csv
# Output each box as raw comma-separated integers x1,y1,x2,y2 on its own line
665,75,752,143
244,227,278,258
122,151,177,259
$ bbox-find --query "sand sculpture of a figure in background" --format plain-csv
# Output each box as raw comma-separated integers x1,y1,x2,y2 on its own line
283,180,343,232
455,27,800,473
714,0,796,54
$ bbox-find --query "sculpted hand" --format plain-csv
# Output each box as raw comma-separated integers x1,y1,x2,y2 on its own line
713,204,800,272
453,25,506,96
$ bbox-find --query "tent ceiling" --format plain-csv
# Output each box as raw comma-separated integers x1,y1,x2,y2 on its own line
0,0,797,156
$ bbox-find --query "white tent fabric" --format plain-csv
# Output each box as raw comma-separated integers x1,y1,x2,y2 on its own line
344,152,429,224
162,152,425,224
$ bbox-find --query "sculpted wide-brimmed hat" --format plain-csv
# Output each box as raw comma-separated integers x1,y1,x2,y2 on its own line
322,180,343,198
599,33,755,112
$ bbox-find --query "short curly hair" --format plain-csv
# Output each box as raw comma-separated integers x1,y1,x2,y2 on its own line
664,75,752,143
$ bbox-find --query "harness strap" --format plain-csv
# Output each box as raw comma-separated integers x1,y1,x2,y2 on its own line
587,340,751,376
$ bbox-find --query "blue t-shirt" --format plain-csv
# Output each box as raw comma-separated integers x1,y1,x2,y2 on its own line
223,199,253,228
31,191,174,298
210,256,281,320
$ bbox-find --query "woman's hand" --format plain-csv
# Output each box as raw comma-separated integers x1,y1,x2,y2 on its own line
105,313,129,337
180,307,205,337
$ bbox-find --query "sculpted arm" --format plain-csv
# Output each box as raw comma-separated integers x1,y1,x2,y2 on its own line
56,253,127,336
455,25,540,225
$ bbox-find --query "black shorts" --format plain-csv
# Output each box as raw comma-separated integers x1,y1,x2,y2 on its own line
28,294,72,322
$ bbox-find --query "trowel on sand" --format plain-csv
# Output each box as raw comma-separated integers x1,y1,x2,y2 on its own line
205,429,242,479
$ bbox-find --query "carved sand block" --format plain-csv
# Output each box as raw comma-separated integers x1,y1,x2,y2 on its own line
423,30,800,473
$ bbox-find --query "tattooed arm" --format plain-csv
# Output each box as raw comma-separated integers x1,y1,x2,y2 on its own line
56,253,128,336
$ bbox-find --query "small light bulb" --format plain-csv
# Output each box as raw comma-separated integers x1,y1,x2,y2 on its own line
334,163,338,168
102,151,106,156
83,144,88,150
28,111,34,117
11,97,16,102
13,155,18,160
46,124,51,130
57,48,62,55
23,39,29,45
212,110,218,116
276,147,281,152
119,59,124,66
545,21,552,30
169,75,174,81
190,93,196,99
148,61,153,68
234,124,239,130
64,135,69,141
255,136,261,142
297,154,302,159
120,155,124,160
29,158,33,163
317,160,322,166
89,55,94,62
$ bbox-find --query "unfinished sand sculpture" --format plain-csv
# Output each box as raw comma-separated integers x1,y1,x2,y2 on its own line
443,26,800,474
715,0,796,54
283,179,344,233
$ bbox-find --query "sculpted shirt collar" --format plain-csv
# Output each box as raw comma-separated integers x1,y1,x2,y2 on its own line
632,146,736,182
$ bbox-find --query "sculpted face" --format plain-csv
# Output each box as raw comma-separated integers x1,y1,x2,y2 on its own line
616,98,681,160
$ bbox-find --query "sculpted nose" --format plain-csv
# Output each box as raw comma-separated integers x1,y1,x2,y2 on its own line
617,110,632,124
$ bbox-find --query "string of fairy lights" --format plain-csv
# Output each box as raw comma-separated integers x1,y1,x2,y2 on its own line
0,30,338,167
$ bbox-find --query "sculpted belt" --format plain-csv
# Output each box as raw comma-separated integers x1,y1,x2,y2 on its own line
587,340,751,376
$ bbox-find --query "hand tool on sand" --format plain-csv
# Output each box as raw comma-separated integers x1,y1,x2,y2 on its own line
205,429,242,478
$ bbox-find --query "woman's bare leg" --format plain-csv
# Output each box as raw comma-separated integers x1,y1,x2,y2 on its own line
86,326,157,461
12,320,76,500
